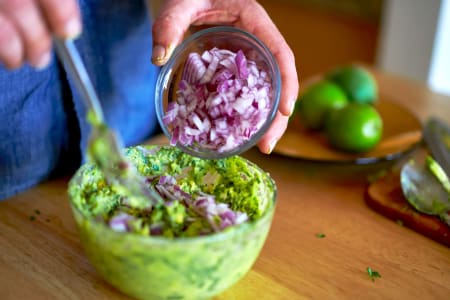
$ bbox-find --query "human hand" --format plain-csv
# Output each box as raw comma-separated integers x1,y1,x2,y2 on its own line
152,0,299,154
0,0,81,69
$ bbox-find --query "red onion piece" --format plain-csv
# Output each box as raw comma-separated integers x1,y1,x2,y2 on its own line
109,213,133,232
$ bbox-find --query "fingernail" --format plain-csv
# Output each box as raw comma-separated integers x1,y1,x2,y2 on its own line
289,99,297,116
64,18,82,38
34,52,52,70
151,44,166,64
267,138,278,154
152,44,174,65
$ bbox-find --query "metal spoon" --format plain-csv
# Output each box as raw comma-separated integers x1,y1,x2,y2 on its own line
54,38,162,209
400,157,450,225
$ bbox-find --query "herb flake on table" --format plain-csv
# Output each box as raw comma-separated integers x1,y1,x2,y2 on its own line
367,267,381,281
29,209,42,221
315,233,326,238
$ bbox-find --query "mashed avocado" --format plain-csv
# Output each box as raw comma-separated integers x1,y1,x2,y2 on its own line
68,145,274,238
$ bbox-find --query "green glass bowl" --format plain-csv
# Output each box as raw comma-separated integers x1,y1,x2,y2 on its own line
68,145,276,300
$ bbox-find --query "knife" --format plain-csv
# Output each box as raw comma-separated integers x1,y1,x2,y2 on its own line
423,117,450,177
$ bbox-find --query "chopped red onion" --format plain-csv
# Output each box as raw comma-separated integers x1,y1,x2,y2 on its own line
109,173,248,234
155,174,248,232
109,212,133,232
164,47,273,153
150,224,163,235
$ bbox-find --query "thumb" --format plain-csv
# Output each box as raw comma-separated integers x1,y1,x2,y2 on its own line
151,0,209,66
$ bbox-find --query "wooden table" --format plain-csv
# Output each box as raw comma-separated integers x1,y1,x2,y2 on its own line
1,69,449,299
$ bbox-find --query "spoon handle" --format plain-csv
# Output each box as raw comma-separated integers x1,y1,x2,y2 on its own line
53,37,105,123
54,37,163,208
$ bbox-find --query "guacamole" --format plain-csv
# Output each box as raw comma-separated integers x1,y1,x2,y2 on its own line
68,145,273,238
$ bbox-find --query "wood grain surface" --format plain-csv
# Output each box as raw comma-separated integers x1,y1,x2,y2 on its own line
1,69,449,299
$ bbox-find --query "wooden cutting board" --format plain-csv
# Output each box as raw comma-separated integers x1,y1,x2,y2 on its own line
365,171,450,247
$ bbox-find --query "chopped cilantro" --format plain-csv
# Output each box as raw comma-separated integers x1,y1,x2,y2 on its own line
315,233,326,238
35,209,41,215
367,267,381,281
396,219,404,226
29,216,36,221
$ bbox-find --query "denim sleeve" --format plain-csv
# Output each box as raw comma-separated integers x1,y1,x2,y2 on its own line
0,0,160,200
0,63,69,200
72,0,161,154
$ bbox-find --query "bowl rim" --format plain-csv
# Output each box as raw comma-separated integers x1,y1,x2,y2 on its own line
68,145,278,245
155,25,282,159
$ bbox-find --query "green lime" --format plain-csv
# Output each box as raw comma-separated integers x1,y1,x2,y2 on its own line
326,65,378,104
325,103,383,152
295,80,348,130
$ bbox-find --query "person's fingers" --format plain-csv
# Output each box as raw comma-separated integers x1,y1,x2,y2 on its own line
257,111,289,154
238,3,299,118
151,0,210,66
0,12,24,69
1,0,51,69
271,44,299,117
0,0,81,69
37,0,81,38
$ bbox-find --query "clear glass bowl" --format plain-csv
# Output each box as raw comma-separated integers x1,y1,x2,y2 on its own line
68,145,277,300
155,26,281,159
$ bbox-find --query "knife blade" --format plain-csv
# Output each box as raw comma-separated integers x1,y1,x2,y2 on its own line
423,118,450,177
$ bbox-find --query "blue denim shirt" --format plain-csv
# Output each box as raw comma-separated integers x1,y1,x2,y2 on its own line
0,0,160,200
